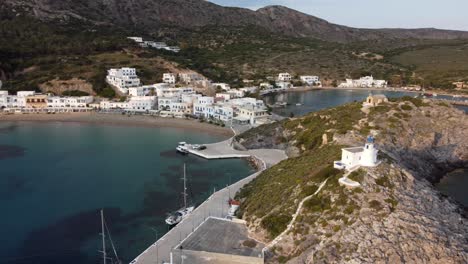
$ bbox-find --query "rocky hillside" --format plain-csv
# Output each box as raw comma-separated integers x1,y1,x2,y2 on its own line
4,0,468,42
234,98,468,263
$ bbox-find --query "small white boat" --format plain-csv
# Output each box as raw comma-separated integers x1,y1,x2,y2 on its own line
276,102,287,107
296,103,302,106
176,142,189,154
166,164,195,225
165,206,195,225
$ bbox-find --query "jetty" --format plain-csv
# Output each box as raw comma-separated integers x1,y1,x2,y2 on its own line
130,138,287,264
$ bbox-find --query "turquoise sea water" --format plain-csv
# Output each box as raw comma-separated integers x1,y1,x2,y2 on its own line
0,122,255,264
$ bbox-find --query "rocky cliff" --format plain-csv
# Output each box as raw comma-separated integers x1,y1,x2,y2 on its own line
235,98,468,263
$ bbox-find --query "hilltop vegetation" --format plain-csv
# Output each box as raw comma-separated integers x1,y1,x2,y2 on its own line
2,1,468,94
234,98,468,263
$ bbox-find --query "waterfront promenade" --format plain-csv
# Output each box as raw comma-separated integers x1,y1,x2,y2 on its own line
130,140,287,264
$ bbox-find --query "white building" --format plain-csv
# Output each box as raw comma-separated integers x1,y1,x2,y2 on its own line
128,83,171,97
156,87,195,98
179,72,206,85
227,89,245,98
17,91,36,97
0,90,21,108
47,96,93,109
127,37,143,43
106,68,141,94
215,93,231,102
193,96,215,118
277,73,292,82
334,136,379,170
128,96,157,111
213,105,234,122
300,76,320,85
165,46,181,53
0,91,33,108
235,105,269,125
339,76,387,88
275,81,292,90
163,73,176,84
239,87,258,94
260,82,274,90
100,100,129,110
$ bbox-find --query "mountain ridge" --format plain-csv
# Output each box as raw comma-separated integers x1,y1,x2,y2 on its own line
4,0,468,42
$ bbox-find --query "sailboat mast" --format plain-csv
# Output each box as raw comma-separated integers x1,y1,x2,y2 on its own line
183,163,187,209
101,209,106,264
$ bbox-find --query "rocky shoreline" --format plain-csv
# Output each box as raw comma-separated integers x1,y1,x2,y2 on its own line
233,99,468,263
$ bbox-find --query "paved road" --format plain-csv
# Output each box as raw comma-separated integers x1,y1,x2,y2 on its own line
130,141,287,264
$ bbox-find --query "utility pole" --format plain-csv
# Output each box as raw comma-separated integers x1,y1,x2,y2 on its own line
150,227,159,263
101,209,107,264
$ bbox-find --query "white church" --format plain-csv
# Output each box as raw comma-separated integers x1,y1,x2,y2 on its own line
334,136,379,170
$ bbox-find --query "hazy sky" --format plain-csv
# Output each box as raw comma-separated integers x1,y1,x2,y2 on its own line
209,0,468,31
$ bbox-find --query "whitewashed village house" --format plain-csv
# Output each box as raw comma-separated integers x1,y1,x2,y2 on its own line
300,75,321,86
339,76,387,88
277,73,292,82
334,136,379,170
163,73,176,84
106,68,141,94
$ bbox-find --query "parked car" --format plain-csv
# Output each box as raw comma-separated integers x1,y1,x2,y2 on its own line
198,145,207,150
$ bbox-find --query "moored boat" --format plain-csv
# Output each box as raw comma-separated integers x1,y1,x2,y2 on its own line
165,164,195,225
176,142,189,154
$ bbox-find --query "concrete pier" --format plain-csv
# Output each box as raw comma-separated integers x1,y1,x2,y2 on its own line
130,139,287,264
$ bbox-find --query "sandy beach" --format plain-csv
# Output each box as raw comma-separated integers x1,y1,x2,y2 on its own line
0,112,234,137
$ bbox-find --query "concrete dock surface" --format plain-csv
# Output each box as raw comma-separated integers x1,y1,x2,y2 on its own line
130,138,287,264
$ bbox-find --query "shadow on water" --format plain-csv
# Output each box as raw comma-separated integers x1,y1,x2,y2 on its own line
0,145,26,160
0,123,19,134
0,174,32,200
15,208,121,264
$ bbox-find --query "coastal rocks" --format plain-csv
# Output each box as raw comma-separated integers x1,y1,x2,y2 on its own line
374,102,468,182
321,133,328,146
276,163,468,264
234,121,300,156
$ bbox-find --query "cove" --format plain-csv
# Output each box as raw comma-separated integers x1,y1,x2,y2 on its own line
0,122,255,263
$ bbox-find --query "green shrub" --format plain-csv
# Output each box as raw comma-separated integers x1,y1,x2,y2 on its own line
333,225,341,232
369,200,383,211
61,90,90,96
348,169,365,182
302,184,319,196
304,196,331,212
375,176,392,188
400,104,413,111
384,197,399,212
242,239,257,248
261,214,292,238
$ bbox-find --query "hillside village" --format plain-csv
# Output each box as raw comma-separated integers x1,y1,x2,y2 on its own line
0,66,393,126
1,36,398,127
